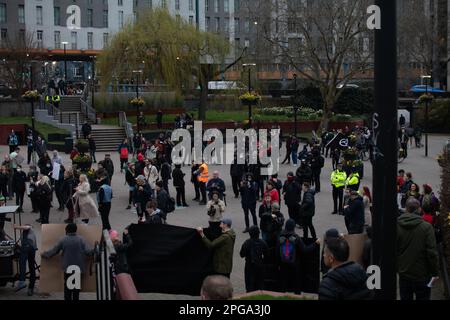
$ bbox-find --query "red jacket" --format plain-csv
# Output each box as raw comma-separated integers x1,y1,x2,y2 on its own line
264,189,279,205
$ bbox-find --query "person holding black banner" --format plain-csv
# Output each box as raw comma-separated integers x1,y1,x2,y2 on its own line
331,164,347,215
197,218,236,279
240,226,268,293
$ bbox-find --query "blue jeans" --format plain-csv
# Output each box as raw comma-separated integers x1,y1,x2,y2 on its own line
291,150,298,165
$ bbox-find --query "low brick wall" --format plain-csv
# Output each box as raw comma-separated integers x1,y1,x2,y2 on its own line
0,124,28,145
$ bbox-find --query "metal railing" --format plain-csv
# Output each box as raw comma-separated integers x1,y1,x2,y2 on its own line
95,230,116,300
119,111,134,153
80,80,97,123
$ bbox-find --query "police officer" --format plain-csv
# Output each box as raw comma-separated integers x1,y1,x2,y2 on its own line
52,94,61,109
331,164,347,215
346,171,360,192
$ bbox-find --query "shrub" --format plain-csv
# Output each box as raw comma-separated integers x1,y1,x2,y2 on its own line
415,99,450,133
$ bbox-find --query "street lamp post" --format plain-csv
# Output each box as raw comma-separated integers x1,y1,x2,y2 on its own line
61,42,69,83
243,63,256,127
133,70,143,132
422,75,431,157
293,74,299,137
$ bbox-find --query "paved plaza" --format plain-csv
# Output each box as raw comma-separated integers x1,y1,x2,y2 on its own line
0,134,448,300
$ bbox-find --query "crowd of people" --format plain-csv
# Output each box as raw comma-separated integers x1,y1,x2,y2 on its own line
0,121,443,301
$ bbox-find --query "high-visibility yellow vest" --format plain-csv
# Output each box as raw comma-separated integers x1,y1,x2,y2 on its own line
331,170,347,188
52,95,60,102
45,95,51,102
346,172,360,187
198,163,209,183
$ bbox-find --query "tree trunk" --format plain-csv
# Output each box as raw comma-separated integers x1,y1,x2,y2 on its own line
198,80,208,121
318,89,336,133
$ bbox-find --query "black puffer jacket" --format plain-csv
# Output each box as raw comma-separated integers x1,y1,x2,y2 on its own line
299,189,315,218
283,180,301,206
113,233,133,275
319,261,373,300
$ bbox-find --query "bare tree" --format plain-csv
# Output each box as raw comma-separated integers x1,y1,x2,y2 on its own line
0,31,36,98
259,0,373,130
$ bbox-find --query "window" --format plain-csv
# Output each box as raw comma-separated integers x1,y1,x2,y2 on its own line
103,33,109,48
189,16,194,25
224,17,229,33
244,18,250,33
88,9,93,27
54,31,61,49
18,5,25,24
244,38,250,48
175,0,180,10
161,0,167,8
234,0,240,11
118,11,124,29
147,0,152,8
224,0,229,13
71,31,77,50
234,18,240,33
54,7,60,26
103,10,108,27
214,0,219,13
118,0,123,6
88,32,93,50
189,0,194,11
206,17,211,32
0,4,6,24
1,29,7,45
36,6,43,25
176,14,181,24
37,30,43,48
205,0,209,11
215,17,220,32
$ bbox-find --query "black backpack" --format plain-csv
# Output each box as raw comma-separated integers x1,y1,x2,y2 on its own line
165,197,176,213
249,240,265,267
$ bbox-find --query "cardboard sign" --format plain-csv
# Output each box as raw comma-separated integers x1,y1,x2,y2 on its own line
39,224,101,293
344,233,369,266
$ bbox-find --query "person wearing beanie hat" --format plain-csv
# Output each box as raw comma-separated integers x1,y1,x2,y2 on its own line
197,218,236,278
259,201,285,248
278,219,320,294
240,225,268,292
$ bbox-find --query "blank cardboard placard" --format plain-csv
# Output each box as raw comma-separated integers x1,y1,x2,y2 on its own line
344,233,369,266
39,224,101,293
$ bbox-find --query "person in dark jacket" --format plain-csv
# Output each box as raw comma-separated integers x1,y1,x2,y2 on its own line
133,175,153,221
295,160,312,185
0,165,9,200
282,136,292,164
37,153,52,176
260,201,285,248
61,170,75,223
160,156,172,195
319,237,372,300
97,176,113,231
230,158,246,198
310,149,325,192
283,172,302,222
145,199,167,224
110,228,133,274
156,109,163,129
156,180,170,213
81,122,92,139
240,226,268,292
88,135,97,164
299,182,317,240
172,164,188,207
125,163,136,210
36,176,52,224
54,164,66,211
41,223,93,301
12,165,27,213
279,219,320,294
27,166,39,213
98,154,114,182
240,173,259,233
343,191,365,234
206,171,226,200
14,224,37,296
191,161,201,201
320,228,341,275
397,198,439,300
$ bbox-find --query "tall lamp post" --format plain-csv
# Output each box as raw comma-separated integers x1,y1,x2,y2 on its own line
293,74,299,137
61,42,69,83
421,75,431,157
132,70,143,132
243,63,256,127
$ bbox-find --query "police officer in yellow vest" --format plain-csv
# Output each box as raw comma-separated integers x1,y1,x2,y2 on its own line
196,160,209,205
45,95,51,103
52,94,61,108
346,171,360,192
331,164,347,215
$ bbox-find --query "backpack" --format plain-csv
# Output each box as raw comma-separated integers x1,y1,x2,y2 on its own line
249,240,265,267
279,235,297,264
165,197,176,213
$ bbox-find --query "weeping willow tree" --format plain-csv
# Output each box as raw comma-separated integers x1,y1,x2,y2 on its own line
98,9,245,120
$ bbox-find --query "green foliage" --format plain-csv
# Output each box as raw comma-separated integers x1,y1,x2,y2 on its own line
94,92,182,112
415,99,450,133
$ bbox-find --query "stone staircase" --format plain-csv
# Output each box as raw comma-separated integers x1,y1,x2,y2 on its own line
90,126,127,152
57,96,94,125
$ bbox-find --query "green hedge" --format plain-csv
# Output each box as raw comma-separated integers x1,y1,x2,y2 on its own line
94,92,184,112
415,99,450,133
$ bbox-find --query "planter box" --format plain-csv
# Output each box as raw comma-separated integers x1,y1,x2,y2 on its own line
72,160,92,171
48,133,72,142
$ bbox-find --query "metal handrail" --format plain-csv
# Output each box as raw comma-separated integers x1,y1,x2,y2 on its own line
80,80,97,123
119,111,134,152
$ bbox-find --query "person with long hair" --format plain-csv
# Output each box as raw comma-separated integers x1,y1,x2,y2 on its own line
362,186,372,227
36,175,52,224
406,183,421,201
73,174,99,224
420,184,440,225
